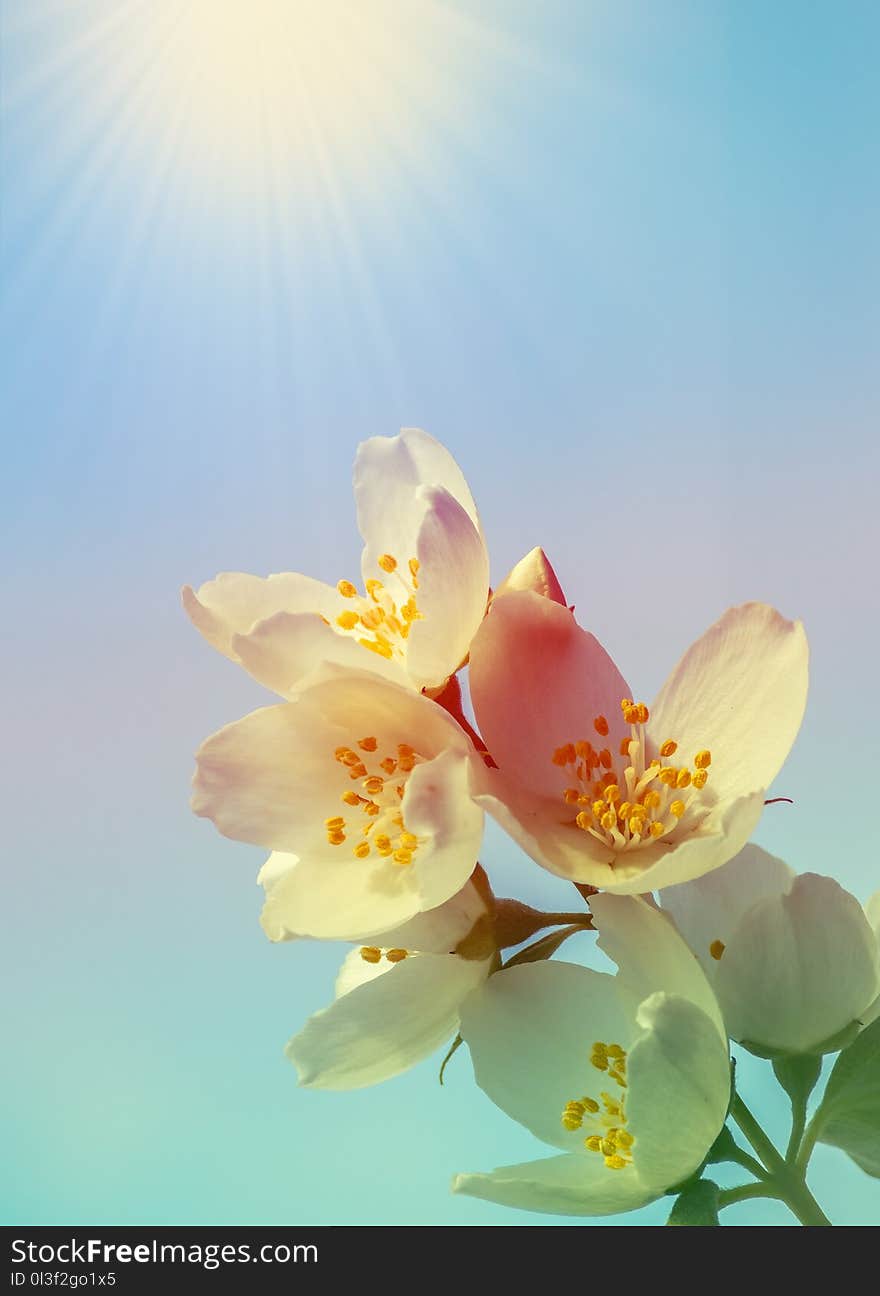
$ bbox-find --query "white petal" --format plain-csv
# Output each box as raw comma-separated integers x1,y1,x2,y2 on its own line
714,873,880,1053
334,945,397,998
354,428,483,570
459,961,638,1153
470,591,631,799
194,669,482,939
866,890,880,944
232,610,409,695
494,547,567,605
289,951,489,1090
660,843,795,974
602,791,766,895
363,876,490,955
404,486,490,689
452,1153,656,1218
591,895,726,1042
649,603,808,805
627,992,731,1192
259,851,423,941
405,748,485,911
182,572,338,660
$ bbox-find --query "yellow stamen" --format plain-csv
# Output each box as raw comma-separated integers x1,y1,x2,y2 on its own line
359,637,393,659
660,739,678,758
378,553,397,573
695,749,712,769
593,715,609,737
692,768,709,789
676,768,692,788
324,816,345,830
385,948,408,962
336,610,359,630
670,799,686,819
605,1155,628,1170
359,946,381,963
354,842,371,859
337,579,357,598
710,939,726,961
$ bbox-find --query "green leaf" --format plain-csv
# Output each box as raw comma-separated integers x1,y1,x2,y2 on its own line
773,1053,822,1109
666,1179,721,1226
813,1016,880,1176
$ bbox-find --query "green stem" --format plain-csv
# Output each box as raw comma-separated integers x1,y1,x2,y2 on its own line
730,1095,831,1227
718,1182,782,1209
726,1144,770,1182
795,1112,822,1177
786,1094,808,1164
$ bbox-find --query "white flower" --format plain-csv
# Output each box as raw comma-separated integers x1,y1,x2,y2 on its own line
183,428,489,696
192,664,484,939
661,845,880,1055
287,879,494,1089
453,895,730,1217
468,592,808,894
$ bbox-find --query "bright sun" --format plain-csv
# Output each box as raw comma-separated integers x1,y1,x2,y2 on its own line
141,0,463,177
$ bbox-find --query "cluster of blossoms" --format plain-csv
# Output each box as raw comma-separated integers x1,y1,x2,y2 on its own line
186,430,880,1224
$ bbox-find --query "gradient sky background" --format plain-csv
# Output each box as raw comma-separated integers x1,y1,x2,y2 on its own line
2,0,879,1226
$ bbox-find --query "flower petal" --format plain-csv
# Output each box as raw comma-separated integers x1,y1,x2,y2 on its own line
288,950,489,1090
404,748,485,911
649,603,808,804
866,890,880,944
475,775,763,897
626,992,730,1192
713,874,880,1053
660,843,795,973
459,961,638,1153
494,547,567,605
361,876,490,955
404,486,490,690
600,791,766,895
182,572,338,660
259,852,423,941
354,428,483,571
452,1153,656,1218
591,895,726,1042
231,610,410,695
470,591,631,798
194,669,483,939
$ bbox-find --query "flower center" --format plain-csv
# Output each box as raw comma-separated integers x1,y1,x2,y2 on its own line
551,698,712,856
335,553,422,662
328,737,424,866
560,1040,634,1171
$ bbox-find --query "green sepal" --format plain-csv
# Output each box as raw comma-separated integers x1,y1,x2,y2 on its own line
438,1034,463,1086
666,1179,721,1226
772,1053,822,1109
704,1124,743,1166
812,1016,880,1177
502,924,585,969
